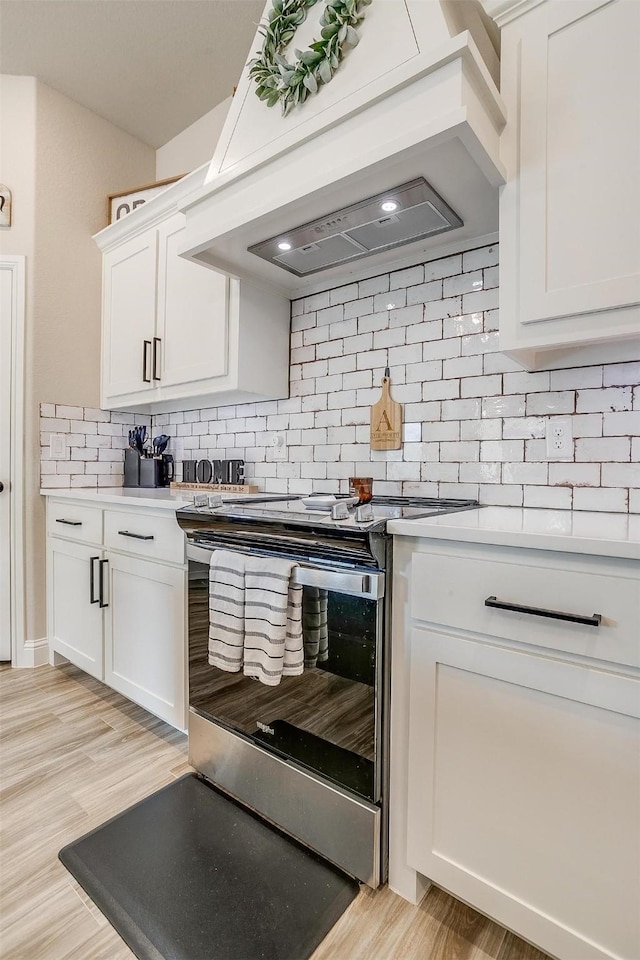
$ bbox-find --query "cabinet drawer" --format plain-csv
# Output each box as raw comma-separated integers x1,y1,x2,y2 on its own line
410,545,640,669
47,500,102,545
104,509,185,564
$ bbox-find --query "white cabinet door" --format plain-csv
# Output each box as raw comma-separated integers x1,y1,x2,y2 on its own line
407,627,640,960
499,0,640,369
48,539,104,680
104,552,186,730
156,213,229,394
102,230,158,403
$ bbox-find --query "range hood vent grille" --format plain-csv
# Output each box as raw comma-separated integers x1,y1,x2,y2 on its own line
248,178,463,277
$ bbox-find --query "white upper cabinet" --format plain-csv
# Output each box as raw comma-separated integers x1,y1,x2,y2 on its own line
494,0,640,370
94,166,290,412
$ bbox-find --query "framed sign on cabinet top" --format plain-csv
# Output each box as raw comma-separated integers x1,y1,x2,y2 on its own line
107,175,184,226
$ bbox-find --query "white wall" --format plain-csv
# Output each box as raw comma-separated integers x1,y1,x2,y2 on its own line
1,75,155,659
156,96,232,180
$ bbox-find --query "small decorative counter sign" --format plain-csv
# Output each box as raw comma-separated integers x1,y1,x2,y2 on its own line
107,175,183,225
370,369,402,450
0,185,12,228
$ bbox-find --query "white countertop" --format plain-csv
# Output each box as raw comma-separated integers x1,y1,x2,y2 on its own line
388,507,640,560
39,487,265,511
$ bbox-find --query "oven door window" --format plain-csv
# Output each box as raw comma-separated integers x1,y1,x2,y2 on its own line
188,560,382,802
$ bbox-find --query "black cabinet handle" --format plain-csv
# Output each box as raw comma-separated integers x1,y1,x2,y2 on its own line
484,596,601,627
89,556,99,604
56,518,82,526
142,339,152,383
152,337,161,380
99,559,109,608
118,530,154,541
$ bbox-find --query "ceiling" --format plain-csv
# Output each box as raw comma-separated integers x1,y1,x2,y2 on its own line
0,0,266,148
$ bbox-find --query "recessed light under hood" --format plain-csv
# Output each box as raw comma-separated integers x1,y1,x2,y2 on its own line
248,178,463,277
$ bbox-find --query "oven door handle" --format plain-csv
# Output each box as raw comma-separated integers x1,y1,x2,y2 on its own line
186,543,384,599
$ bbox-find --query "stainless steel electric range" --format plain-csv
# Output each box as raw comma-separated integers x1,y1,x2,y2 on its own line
176,494,479,887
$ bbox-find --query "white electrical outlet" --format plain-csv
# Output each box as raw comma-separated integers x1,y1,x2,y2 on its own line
545,417,573,459
270,433,287,461
49,434,66,459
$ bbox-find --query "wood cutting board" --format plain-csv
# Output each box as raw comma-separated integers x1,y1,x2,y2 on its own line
370,372,402,450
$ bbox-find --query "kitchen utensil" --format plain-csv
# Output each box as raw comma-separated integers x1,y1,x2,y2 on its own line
349,477,374,503
153,434,170,455
129,425,147,455
370,368,402,450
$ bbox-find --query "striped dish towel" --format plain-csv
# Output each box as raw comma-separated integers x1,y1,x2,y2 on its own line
303,588,329,667
243,555,303,687
208,550,246,673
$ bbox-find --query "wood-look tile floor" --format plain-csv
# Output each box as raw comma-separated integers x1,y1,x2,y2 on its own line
0,663,552,960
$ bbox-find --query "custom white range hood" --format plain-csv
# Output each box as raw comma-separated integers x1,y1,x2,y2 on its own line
180,0,506,297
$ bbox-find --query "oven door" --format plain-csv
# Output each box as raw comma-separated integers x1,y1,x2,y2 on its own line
187,543,385,804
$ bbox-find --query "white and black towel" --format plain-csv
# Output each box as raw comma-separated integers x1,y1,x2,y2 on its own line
243,555,303,687
303,588,329,668
208,550,246,673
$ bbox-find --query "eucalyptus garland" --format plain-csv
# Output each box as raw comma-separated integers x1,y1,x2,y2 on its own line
249,0,371,116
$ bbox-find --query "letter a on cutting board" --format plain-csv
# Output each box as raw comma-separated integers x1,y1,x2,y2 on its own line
370,370,402,450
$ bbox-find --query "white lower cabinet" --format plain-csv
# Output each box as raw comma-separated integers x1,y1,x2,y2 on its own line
391,536,640,960
47,498,186,730
48,539,104,681
407,628,640,960
104,553,185,730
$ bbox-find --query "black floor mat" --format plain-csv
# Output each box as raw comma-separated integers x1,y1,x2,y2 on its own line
59,773,359,960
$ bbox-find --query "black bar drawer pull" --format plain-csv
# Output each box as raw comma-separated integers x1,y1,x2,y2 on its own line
56,518,82,526
99,559,109,608
142,339,152,382
89,555,99,604
152,337,161,380
118,530,154,541
485,596,602,627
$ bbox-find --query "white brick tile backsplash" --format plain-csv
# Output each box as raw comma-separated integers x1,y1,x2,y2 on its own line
548,463,600,487
359,275,389,297
482,395,526,419
424,254,462,280
461,331,500,357
406,280,442,306
601,463,640,487
443,312,483,338
575,437,630,461
573,487,628,512
390,265,423,289
444,271,483,297
577,387,633,413
524,486,573,510
441,441,479,462
463,245,498,271
603,361,640,386
460,375,502,398
526,391,575,415
502,462,548,485
375,289,406,312
460,462,501,483
41,244,640,510
424,298,461,323
603,411,640,435
503,417,545,440
329,283,359,305
460,419,501,440
481,440,524,462
550,367,603,391
440,398,480,421
479,483,523,506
